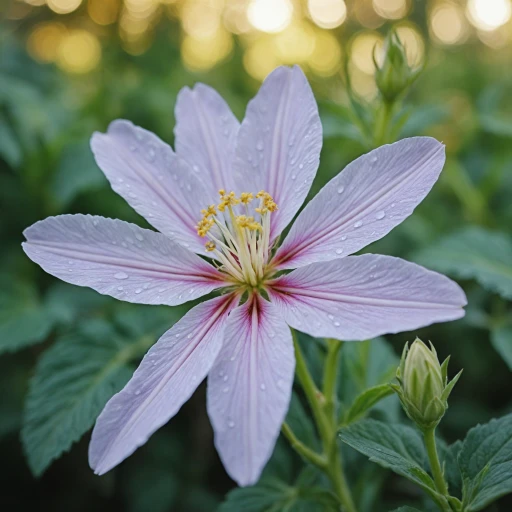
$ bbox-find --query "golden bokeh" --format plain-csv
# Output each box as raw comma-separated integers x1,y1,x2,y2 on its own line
182,0,222,39
430,2,468,45
47,0,82,15
56,29,101,73
308,0,347,29
181,28,233,71
275,22,316,64
223,1,252,34
372,0,409,20
467,0,512,31
243,37,282,80
27,22,67,63
350,31,384,75
247,0,293,33
88,0,120,25
308,30,342,76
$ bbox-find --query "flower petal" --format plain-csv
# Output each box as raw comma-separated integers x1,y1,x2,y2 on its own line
91,120,208,254
174,83,240,199
207,295,294,486
273,137,446,269
268,254,466,341
234,65,322,240
23,215,227,306
89,293,239,475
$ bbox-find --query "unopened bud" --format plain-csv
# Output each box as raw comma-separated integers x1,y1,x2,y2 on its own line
374,30,423,103
391,338,462,431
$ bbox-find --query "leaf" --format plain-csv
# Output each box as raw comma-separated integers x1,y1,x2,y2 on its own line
388,508,424,512
458,413,512,511
0,275,55,354
338,338,399,423
490,326,512,370
51,140,106,208
21,319,156,476
338,419,437,496
438,439,463,498
343,384,394,425
413,228,512,299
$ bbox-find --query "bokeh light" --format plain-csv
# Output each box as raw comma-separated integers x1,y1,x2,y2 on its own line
181,28,233,71
430,2,468,45
223,1,252,34
466,0,512,31
395,23,424,67
47,0,82,15
182,0,222,39
372,0,409,20
88,0,120,25
243,37,282,80
247,0,293,33
275,22,316,64
27,22,67,63
308,0,347,29
308,31,342,76
350,31,384,75
56,29,101,73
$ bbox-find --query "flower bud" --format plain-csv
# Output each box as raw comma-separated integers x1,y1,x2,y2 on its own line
374,30,423,103
391,338,462,431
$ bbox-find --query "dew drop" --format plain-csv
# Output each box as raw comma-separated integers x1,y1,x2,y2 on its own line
371,156,378,163
68,268,73,272
117,286,124,291
230,356,236,361
299,163,304,169
135,233,144,241
223,375,228,382
256,140,264,151
223,386,229,393
187,333,192,339
341,235,347,241
128,192,137,199
354,220,363,228
391,203,396,208
335,248,343,255
114,272,128,280
260,383,266,391
93,219,99,226
334,321,341,327
375,211,385,220
337,186,344,194
291,174,296,180
135,390,141,395
228,420,235,428
135,288,142,294
277,379,285,389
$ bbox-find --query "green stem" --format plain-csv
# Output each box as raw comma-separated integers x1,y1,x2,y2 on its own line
323,338,343,422
291,332,357,512
373,100,395,147
424,428,450,498
281,422,327,469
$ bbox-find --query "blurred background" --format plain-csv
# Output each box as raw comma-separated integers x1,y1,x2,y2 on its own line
1,0,512,510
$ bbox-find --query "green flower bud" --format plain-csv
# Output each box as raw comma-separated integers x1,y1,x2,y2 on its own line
374,30,423,103
392,338,462,431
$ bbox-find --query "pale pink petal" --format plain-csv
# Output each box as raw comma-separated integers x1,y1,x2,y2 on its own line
91,120,208,254
23,215,227,306
273,137,446,269
233,65,322,240
174,84,239,199
268,254,466,341
207,295,294,486
89,293,239,475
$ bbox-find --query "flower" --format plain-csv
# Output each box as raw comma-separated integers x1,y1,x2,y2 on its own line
392,338,463,430
22,65,467,486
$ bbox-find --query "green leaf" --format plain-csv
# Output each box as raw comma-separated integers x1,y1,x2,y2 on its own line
438,439,463,498
342,384,394,425
388,507,424,512
285,392,319,450
338,338,399,423
413,228,512,299
0,275,55,354
490,326,512,370
51,140,106,208
21,319,155,476
338,419,437,496
458,413,512,511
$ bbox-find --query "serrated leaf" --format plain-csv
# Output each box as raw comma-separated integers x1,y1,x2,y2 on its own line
21,319,156,476
0,275,55,354
343,384,394,425
338,419,437,497
458,413,512,511
490,326,512,370
413,228,512,299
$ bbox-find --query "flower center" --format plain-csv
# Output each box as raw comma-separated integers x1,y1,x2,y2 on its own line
196,190,278,286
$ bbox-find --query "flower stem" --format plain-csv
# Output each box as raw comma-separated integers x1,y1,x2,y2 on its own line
374,100,395,147
290,332,357,512
281,422,327,469
424,427,450,499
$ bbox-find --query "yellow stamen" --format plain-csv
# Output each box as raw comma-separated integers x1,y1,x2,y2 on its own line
205,241,216,252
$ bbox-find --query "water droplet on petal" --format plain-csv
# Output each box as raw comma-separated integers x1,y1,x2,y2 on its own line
135,390,141,395
223,375,228,382
335,248,343,255
376,211,385,220
128,192,137,199
135,233,144,241
334,321,341,327
223,386,229,393
135,288,142,294
117,286,124,291
337,186,344,194
354,220,363,228
228,420,235,428
328,314,334,320
256,140,264,151
114,272,128,280
260,383,266,391
371,156,378,163
341,235,347,241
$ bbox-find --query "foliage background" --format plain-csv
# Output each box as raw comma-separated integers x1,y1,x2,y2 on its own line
1,0,512,510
